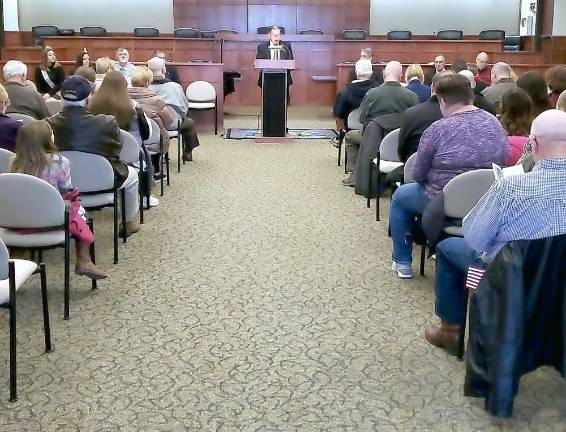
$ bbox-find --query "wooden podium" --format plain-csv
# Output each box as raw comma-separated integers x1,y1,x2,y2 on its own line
255,59,295,141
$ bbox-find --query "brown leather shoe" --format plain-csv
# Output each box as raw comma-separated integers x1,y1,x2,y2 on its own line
182,151,193,162
425,322,461,356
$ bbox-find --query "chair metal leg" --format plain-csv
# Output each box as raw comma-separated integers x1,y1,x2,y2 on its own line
87,219,97,290
165,152,171,186
120,189,127,244
113,190,119,264
376,161,382,222
458,290,470,360
38,263,53,352
344,150,348,174
419,244,426,277
177,134,181,173
337,140,342,166
8,262,17,402
63,212,70,320
367,161,372,209
160,139,165,197
214,104,218,135
37,249,43,264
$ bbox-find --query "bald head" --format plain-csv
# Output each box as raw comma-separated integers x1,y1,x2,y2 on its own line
530,109,566,161
476,52,489,71
491,62,511,83
458,70,476,89
147,57,166,77
383,61,403,83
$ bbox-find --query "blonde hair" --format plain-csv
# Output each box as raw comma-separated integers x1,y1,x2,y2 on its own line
11,121,58,178
0,83,9,106
131,66,153,87
95,57,115,74
405,64,424,83
557,89,566,111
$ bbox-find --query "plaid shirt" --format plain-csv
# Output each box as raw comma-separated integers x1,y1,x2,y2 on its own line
463,158,566,261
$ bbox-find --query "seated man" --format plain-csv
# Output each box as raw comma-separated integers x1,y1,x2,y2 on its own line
147,56,200,161
114,48,135,81
342,61,418,186
332,59,378,147
426,109,566,355
458,70,496,115
348,48,383,85
46,75,140,236
152,50,180,84
389,74,508,278
2,60,50,119
481,62,516,113
475,51,491,86
424,55,446,86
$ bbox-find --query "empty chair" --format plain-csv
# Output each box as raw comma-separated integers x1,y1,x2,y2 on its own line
45,99,62,116
257,26,285,34
403,153,418,184
80,26,107,37
437,30,464,40
174,28,200,38
215,29,238,35
186,81,218,135
119,129,146,218
300,29,323,35
0,238,52,402
164,105,183,172
200,30,216,38
7,113,36,125
342,29,367,40
479,30,505,40
387,30,412,40
504,35,521,52
0,173,72,319
58,28,74,36
0,149,14,173
134,27,159,37
31,25,59,46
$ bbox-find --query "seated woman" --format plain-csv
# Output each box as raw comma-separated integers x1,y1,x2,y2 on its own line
405,64,431,103
90,71,159,208
94,57,115,92
545,65,566,107
128,66,173,178
74,48,92,72
517,72,551,117
10,121,107,280
35,46,65,100
500,88,533,166
0,84,22,152
389,74,509,279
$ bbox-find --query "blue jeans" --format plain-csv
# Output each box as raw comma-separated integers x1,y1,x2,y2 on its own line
435,237,484,325
390,183,430,265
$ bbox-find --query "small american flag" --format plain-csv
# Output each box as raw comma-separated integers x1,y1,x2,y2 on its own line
466,266,486,291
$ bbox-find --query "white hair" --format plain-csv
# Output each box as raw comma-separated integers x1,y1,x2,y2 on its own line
458,70,476,89
3,60,27,81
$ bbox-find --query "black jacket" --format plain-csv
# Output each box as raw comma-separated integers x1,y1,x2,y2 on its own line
34,66,65,96
473,93,497,116
256,41,294,87
398,96,443,162
348,67,384,86
165,64,180,85
333,79,378,121
464,235,566,418
47,106,128,184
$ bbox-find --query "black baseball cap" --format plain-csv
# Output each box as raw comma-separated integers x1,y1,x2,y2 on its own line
60,75,91,102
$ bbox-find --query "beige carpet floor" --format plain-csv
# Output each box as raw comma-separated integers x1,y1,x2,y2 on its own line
0,107,565,431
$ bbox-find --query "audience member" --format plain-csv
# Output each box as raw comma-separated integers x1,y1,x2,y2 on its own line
500,88,533,165
481,62,516,112
74,48,91,71
148,56,200,162
90,71,159,208
95,57,115,91
342,61,418,186
389,74,508,278
347,48,384,85
475,51,491,86
115,48,135,80
557,89,566,111
425,109,566,355
424,55,446,86
152,50,180,85
517,71,552,117
10,120,107,280
3,60,50,119
0,83,22,152
405,64,431,103
333,59,378,146
450,58,468,73
74,66,96,84
128,66,174,177
458,70,496,115
46,75,141,237
35,46,65,99
545,65,566,107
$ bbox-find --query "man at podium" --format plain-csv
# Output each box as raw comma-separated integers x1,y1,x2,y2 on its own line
256,26,293,88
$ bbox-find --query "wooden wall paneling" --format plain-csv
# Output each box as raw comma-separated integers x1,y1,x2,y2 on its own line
173,0,199,29
5,31,34,47
197,0,248,34
344,0,370,32
247,0,298,35
296,0,346,35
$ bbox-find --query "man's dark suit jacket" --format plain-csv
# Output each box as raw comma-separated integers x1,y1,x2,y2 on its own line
255,41,293,87
165,64,181,85
47,106,128,185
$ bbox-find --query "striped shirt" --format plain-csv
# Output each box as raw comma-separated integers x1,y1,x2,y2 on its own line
463,158,566,261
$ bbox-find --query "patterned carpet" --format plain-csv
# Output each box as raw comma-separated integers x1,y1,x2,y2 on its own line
1,108,565,431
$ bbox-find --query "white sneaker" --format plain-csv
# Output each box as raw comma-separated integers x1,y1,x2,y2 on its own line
143,195,160,208
391,261,413,279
